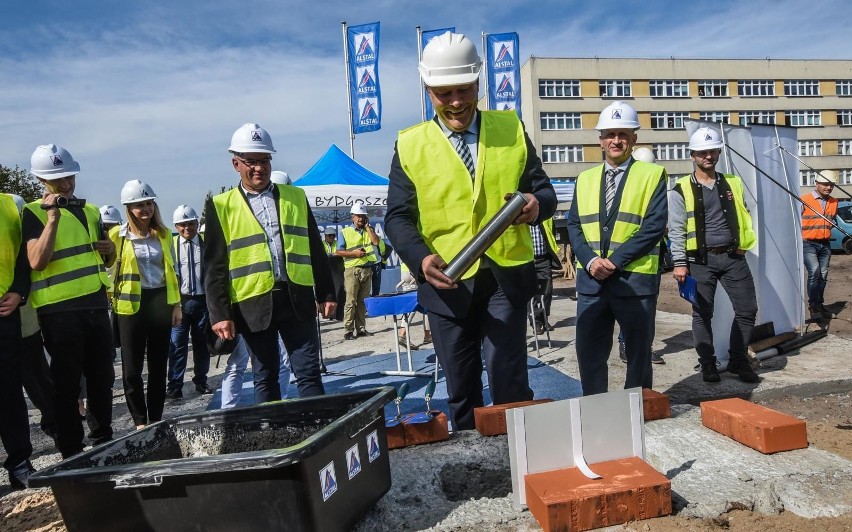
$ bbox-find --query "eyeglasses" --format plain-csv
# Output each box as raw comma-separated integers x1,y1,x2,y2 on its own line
236,156,272,168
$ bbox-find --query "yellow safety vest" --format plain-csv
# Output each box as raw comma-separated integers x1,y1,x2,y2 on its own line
0,195,21,296
25,202,111,308
340,226,385,268
323,239,336,256
542,218,559,256
575,162,663,274
396,110,532,280
676,174,756,252
212,185,314,303
109,225,180,315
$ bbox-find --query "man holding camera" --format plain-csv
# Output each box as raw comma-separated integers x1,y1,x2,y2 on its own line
22,144,116,458
337,203,385,340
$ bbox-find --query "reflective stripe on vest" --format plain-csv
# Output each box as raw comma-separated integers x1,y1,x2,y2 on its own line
212,185,314,303
109,225,180,315
676,174,756,252
396,110,532,280
575,162,663,274
0,196,21,295
25,202,111,308
801,194,837,240
341,226,381,268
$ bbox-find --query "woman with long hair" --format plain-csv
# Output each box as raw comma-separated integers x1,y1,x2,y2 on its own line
109,180,181,429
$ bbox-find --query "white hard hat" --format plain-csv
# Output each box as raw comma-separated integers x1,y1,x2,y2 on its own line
595,101,640,131
228,123,276,154
270,171,291,185
688,127,724,151
173,204,199,224
99,204,123,224
30,144,81,180
199,223,206,233
120,179,158,205
815,170,838,184
8,194,25,213
351,203,368,216
419,32,482,88
632,147,656,164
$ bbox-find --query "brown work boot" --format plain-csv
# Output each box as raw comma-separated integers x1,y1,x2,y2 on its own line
726,358,760,383
422,331,432,345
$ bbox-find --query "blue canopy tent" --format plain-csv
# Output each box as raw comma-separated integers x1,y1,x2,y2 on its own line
294,144,389,210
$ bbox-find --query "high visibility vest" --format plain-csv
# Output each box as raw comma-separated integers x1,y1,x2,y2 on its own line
109,225,180,315
676,174,756,252
575,162,663,274
25,202,111,308
340,226,384,268
212,185,314,303
0,195,21,296
542,218,559,256
396,110,532,280
323,239,336,256
801,193,838,240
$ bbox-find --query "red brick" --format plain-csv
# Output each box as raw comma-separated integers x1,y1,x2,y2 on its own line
403,411,450,446
525,457,672,531
385,421,407,449
642,389,670,421
700,398,808,454
474,399,554,436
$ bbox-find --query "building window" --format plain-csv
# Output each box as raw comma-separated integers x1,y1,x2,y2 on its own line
699,111,730,124
798,140,822,156
738,111,776,126
599,80,632,98
800,170,818,187
542,145,584,163
649,80,689,98
539,79,581,98
738,80,775,97
784,80,820,97
837,80,852,97
838,140,852,155
842,169,852,185
540,112,582,130
785,110,821,127
698,80,728,97
839,110,852,126
650,112,689,129
653,143,690,161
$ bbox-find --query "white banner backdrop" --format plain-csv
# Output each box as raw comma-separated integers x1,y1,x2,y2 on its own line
684,120,802,366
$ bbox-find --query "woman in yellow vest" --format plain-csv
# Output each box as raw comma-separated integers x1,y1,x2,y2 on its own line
110,180,180,429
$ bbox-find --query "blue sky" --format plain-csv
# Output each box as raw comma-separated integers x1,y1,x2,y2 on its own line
1,0,848,219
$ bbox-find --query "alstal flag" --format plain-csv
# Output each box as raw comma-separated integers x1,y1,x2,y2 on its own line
485,32,521,117
347,22,382,134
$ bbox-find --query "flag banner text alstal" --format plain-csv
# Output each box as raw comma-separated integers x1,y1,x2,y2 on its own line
347,22,382,134
485,32,521,116
420,27,454,121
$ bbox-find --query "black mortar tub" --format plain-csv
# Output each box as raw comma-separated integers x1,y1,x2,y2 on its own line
29,387,396,532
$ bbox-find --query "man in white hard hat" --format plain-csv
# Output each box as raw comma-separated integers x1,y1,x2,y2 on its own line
0,193,36,488
669,126,760,383
99,205,123,232
337,203,384,339
385,32,556,430
270,171,292,186
21,144,115,458
166,205,213,399
800,170,839,317
566,101,668,396
204,124,337,402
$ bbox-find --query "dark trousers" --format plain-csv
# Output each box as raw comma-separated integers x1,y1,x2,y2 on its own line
0,309,32,472
40,309,114,458
429,269,533,430
575,290,656,396
167,295,210,392
803,239,831,306
118,288,172,426
329,258,346,321
689,252,757,365
21,332,55,434
531,255,554,325
241,287,324,403
370,262,383,297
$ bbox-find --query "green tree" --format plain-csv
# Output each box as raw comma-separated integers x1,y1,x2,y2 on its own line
199,185,232,227
0,164,42,201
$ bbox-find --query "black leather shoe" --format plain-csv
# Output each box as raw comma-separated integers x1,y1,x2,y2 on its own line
165,388,183,400
618,340,627,363
727,359,760,383
651,351,665,365
9,460,35,491
357,330,373,337
701,362,721,383
195,383,214,395
344,332,355,340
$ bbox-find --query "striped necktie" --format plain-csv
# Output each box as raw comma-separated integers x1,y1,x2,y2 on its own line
451,132,475,179
187,241,196,295
605,168,623,215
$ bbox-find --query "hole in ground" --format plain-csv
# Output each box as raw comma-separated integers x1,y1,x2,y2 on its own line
439,462,512,501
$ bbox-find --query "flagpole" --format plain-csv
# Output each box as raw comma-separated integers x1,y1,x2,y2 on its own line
481,32,489,110
341,21,356,159
416,26,426,122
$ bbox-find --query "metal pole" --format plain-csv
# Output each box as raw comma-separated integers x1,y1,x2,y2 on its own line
416,26,426,122
481,32,489,110
772,143,852,199
341,21,356,159
724,143,852,239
